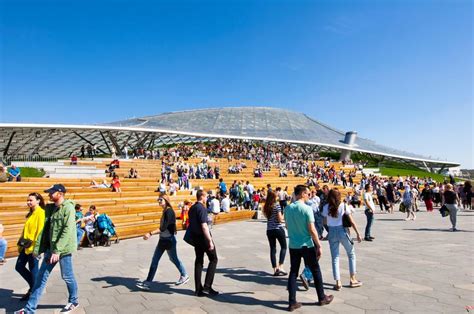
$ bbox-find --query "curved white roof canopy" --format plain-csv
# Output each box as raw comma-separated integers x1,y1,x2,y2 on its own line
0,107,459,167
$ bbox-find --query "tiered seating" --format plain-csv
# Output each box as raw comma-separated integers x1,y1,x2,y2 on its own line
1,158,360,258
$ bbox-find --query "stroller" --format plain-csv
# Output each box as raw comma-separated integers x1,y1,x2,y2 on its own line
93,213,120,247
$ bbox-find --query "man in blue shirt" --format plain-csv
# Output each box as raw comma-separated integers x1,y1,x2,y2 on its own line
8,165,21,181
218,178,227,197
284,185,333,311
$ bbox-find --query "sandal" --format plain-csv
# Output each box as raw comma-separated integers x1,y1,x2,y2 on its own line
334,283,342,291
350,281,363,288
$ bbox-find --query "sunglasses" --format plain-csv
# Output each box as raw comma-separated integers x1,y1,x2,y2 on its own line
158,198,164,202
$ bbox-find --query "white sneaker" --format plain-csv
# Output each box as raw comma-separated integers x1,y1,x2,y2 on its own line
175,275,190,286
136,280,151,291
175,275,189,286
60,302,79,313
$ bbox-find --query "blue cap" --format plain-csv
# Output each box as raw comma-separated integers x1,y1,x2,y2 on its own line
44,184,67,194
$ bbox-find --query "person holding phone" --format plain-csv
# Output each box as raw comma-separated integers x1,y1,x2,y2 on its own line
322,188,362,291
284,185,333,312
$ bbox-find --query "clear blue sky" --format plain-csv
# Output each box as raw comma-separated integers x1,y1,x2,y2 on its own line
1,0,472,168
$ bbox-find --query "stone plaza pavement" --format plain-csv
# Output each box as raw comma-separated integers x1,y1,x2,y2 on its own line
1,207,473,313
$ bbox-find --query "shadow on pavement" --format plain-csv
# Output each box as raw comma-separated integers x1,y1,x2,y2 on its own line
0,288,63,313
403,228,473,233
91,272,288,311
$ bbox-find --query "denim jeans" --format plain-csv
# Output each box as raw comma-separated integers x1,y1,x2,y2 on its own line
315,211,324,237
328,225,356,280
146,235,187,282
364,209,374,238
288,247,326,305
25,252,78,312
303,266,313,281
15,250,39,290
266,228,287,268
0,238,7,259
77,228,84,246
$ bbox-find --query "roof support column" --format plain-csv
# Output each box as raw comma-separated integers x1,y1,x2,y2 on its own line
99,131,112,154
73,131,107,154
340,131,357,162
3,131,16,156
32,129,55,155
107,131,122,155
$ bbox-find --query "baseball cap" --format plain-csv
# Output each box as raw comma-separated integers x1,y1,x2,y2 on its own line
44,184,67,194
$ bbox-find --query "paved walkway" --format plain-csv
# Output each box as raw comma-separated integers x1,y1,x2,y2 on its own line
1,207,473,313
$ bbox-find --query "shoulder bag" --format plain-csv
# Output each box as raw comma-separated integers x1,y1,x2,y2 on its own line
342,204,352,228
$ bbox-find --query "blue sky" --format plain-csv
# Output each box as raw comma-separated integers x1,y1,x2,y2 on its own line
1,0,472,168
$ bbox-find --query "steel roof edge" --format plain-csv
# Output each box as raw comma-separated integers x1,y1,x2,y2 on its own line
0,123,460,167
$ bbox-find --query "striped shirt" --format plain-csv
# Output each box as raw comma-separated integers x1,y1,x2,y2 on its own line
267,203,284,230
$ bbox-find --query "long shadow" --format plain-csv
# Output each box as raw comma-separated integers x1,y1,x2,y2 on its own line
403,228,474,233
216,267,334,290
91,274,287,311
0,288,63,313
376,218,407,221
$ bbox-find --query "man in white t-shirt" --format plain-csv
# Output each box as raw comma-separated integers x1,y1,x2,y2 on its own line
209,195,221,214
220,194,231,213
363,184,375,242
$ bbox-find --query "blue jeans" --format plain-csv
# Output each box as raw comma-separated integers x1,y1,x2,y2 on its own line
77,228,84,246
15,250,39,290
0,238,7,259
146,235,187,282
25,252,78,312
303,266,313,281
328,225,356,280
364,209,374,238
315,211,324,237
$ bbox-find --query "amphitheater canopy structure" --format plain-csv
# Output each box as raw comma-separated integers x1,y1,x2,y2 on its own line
0,107,459,169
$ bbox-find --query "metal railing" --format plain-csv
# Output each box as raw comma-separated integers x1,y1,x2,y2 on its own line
0,155,59,166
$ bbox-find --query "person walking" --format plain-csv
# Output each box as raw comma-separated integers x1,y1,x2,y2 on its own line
284,185,333,311
363,184,376,241
421,184,434,212
322,188,362,291
262,190,287,276
443,184,460,231
188,190,219,297
136,194,189,291
16,184,79,314
403,185,416,221
15,193,46,301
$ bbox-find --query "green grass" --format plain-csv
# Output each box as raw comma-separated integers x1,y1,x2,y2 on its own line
20,167,46,178
379,167,448,183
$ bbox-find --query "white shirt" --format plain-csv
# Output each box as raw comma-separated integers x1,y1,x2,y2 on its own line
210,198,220,214
364,192,375,210
322,203,351,227
221,197,231,213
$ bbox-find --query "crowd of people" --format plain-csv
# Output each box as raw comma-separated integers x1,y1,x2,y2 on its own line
0,141,473,313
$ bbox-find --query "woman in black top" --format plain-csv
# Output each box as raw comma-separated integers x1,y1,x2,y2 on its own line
136,194,189,290
263,191,287,276
443,184,460,232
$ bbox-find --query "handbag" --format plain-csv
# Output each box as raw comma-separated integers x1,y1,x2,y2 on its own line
342,204,352,228
157,237,173,250
439,205,449,217
183,228,196,247
17,237,33,249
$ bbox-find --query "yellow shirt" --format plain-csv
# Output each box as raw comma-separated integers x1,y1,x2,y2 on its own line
19,206,45,254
